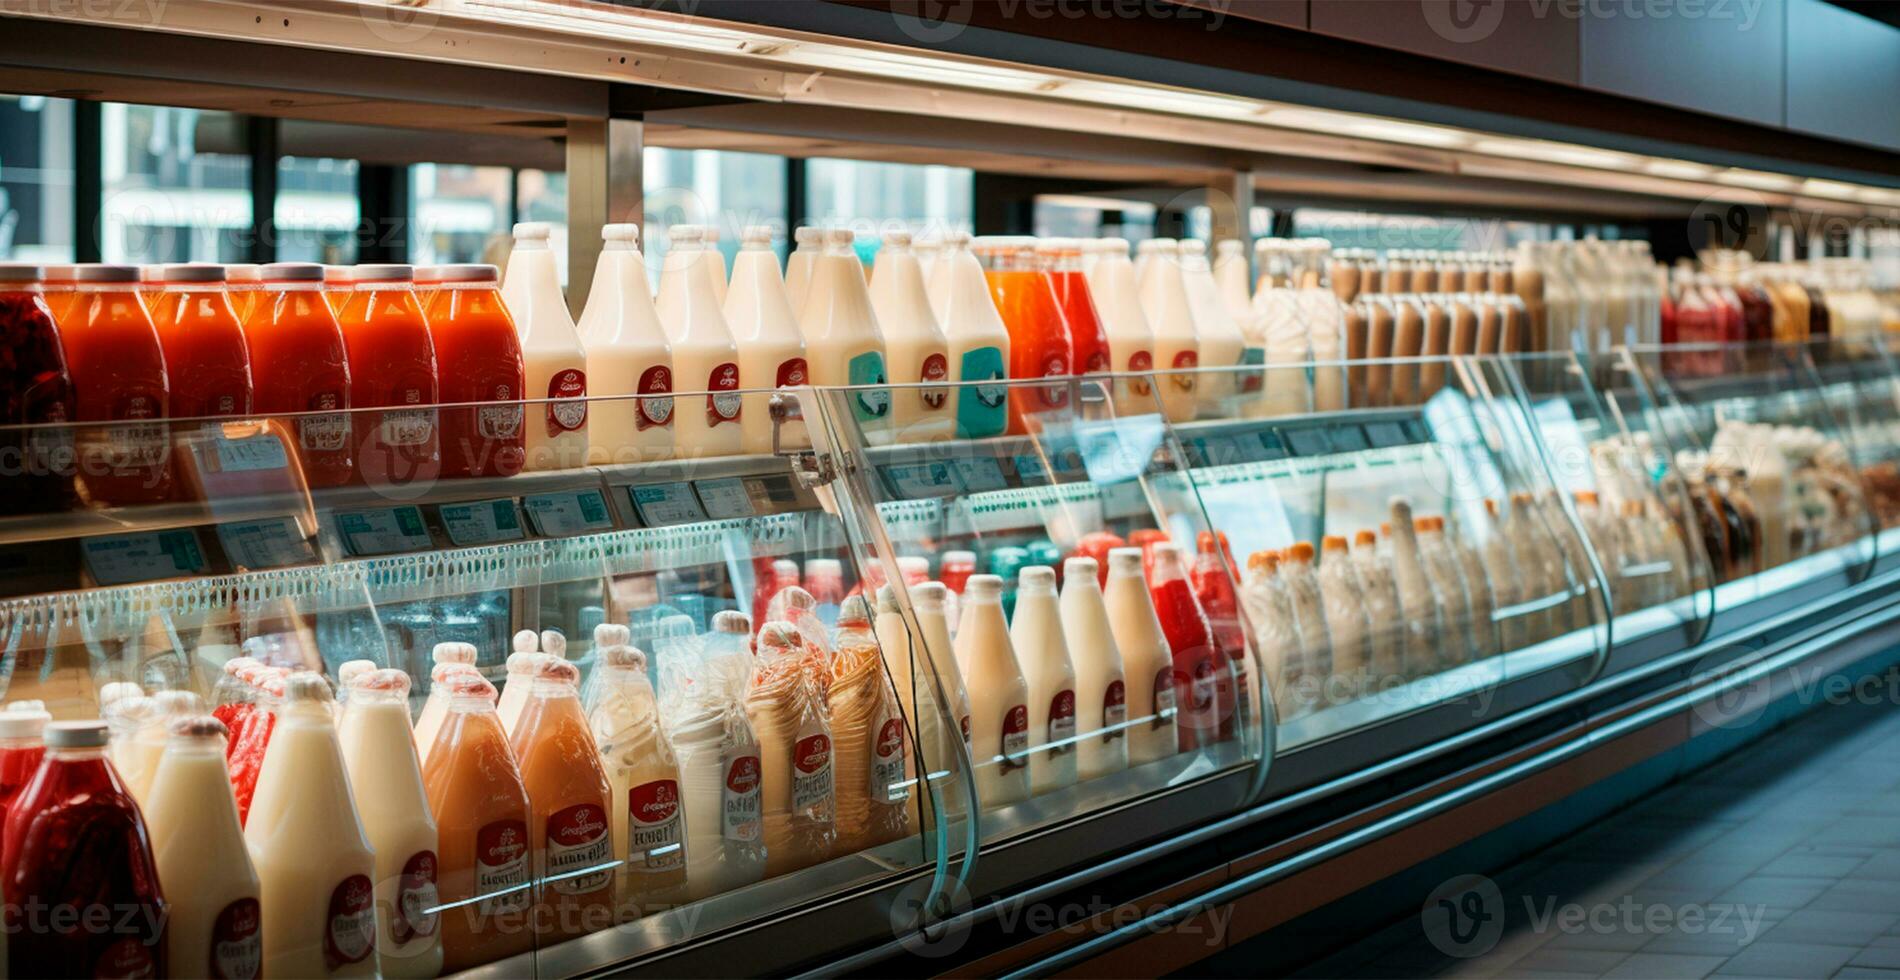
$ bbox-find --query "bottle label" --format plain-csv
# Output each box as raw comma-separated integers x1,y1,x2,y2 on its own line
478,380,523,439
792,732,834,814
96,936,158,979
871,715,908,803
1126,350,1154,397
637,365,675,430
775,358,808,420
1083,349,1111,374
102,390,167,468
1170,350,1199,393
323,873,376,970
956,346,1008,438
545,368,588,436
545,802,614,894
209,896,262,980
1103,679,1127,741
723,749,763,841
1191,657,1218,713
706,362,742,427
919,352,950,409
1239,345,1267,393
381,405,434,447
474,818,532,915
1153,667,1177,728
1037,352,1071,408
299,390,350,451
959,714,972,749
1000,703,1030,771
391,849,440,945
848,351,891,421
628,779,685,873
1047,689,1077,752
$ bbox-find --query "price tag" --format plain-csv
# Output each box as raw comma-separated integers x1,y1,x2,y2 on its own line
523,490,615,538
438,499,525,547
1364,422,1410,449
1011,454,1049,485
882,462,959,500
742,475,802,513
629,483,708,527
214,430,291,473
1331,426,1371,453
216,518,315,569
694,478,755,521
335,506,433,556
1282,427,1333,457
82,531,207,585
950,456,1008,493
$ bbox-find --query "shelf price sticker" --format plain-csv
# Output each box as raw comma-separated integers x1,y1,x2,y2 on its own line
949,456,1008,493
882,461,960,500
216,518,316,570
82,530,207,586
1363,421,1411,449
438,499,525,547
213,429,291,473
523,490,615,538
694,478,756,521
335,506,433,557
1281,427,1334,458
629,483,709,527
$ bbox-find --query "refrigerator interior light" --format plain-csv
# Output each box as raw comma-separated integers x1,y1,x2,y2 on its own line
1801,178,1862,200
1716,169,1800,191
1644,159,1720,180
1265,108,1468,148
1471,138,1637,170
1047,80,1267,120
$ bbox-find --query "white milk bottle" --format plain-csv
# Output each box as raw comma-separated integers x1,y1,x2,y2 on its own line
1279,542,1333,710
501,222,590,471
724,224,810,454
1214,240,1253,326
872,586,958,823
1387,501,1446,677
800,227,892,435
1179,240,1246,417
577,223,675,464
413,642,477,760
704,224,729,307
1058,557,1129,782
1350,531,1406,681
655,224,745,457
1103,548,1178,764
585,631,688,915
1134,237,1170,296
1317,537,1371,699
1135,240,1203,423
1007,566,1078,795
869,230,954,443
929,231,1011,439
145,715,263,980
952,574,1031,809
1085,239,1162,418
785,226,822,313
339,669,443,978
911,581,974,808
245,674,379,978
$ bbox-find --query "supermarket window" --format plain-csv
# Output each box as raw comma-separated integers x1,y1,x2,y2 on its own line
1290,208,1557,253
277,156,360,264
644,147,789,288
0,95,75,263
410,163,511,266
101,103,251,263
516,168,567,284
805,158,972,257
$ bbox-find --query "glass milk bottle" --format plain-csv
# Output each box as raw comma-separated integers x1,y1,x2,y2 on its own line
1086,238,1166,419
1008,566,1078,795
911,581,975,807
145,716,263,980
1103,547,1178,764
1252,240,1311,417
338,669,443,978
655,224,745,457
869,230,955,443
953,575,1031,808
1178,240,1247,417
576,223,675,464
800,227,891,435
928,231,1012,439
1135,240,1204,423
724,224,810,454
785,226,822,313
1213,239,1253,327
501,222,590,471
1058,557,1129,782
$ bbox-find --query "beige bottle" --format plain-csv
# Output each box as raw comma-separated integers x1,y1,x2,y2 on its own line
1136,240,1203,423
1008,566,1078,795
1088,238,1168,419
1102,547,1178,765
1386,501,1446,676
587,629,688,914
724,224,810,454
577,223,675,464
1179,239,1246,417
496,629,543,736
1213,240,1253,327
245,674,379,978
1349,531,1405,680
869,230,955,443
501,222,590,471
655,224,745,457
338,669,443,978
953,574,1031,809
1293,241,1349,411
704,224,729,307
785,226,822,314
872,586,961,825
1359,256,1396,408
930,232,1013,439
911,581,974,814
145,716,263,980
1058,557,1129,782
1278,543,1333,708
413,642,478,760
1317,537,1371,696
801,227,892,436
1252,240,1311,417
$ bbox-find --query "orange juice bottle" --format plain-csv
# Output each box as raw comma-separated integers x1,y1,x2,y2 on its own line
510,658,615,941
246,263,354,488
335,265,440,488
417,264,526,479
423,671,533,972
973,237,1073,433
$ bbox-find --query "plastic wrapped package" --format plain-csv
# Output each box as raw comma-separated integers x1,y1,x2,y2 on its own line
1276,543,1332,711
1316,537,1371,702
661,612,766,901
765,586,835,702
828,597,913,853
1386,499,1447,677
587,627,688,916
747,621,837,877
1478,502,1529,653
1348,531,1405,681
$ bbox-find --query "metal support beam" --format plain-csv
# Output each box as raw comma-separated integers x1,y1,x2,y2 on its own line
1208,168,1255,246
73,100,101,263
565,116,644,320
355,165,408,264
246,115,280,265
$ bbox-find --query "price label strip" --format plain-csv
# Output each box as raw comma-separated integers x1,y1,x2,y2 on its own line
82,530,208,586
949,456,1009,493
694,478,756,521
629,482,709,527
523,489,615,538
438,499,526,547
334,506,434,557
216,518,316,570
882,461,960,500
214,430,291,473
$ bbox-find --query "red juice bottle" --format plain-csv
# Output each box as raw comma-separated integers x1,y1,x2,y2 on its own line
246,263,354,488
940,551,976,595
1070,532,1126,588
1128,529,1170,584
1190,531,1247,728
62,264,173,504
418,263,526,479
0,264,76,513
4,720,168,977
149,264,254,420
975,238,1073,433
336,264,441,488
1037,240,1111,376
1146,541,1234,751
0,706,49,870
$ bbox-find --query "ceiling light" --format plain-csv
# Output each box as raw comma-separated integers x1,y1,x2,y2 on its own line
1644,159,1718,180
1716,169,1799,191
1801,178,1861,199
1471,138,1635,170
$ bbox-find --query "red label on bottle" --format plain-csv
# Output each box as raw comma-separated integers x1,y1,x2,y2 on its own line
631,779,680,824
723,749,763,841
1048,689,1077,751
959,714,972,747
1103,679,1127,741
1125,350,1155,397
1170,350,1199,393
707,362,742,426
1191,657,1218,713
546,368,587,436
795,733,832,775
636,365,675,430
726,754,762,794
391,849,439,945
209,896,261,980
1154,667,1177,728
1000,703,1030,771
920,352,950,408
776,357,809,388
96,936,157,979
117,392,159,420
474,818,530,915
628,779,685,873
1038,353,1070,408
546,802,613,894
323,873,376,970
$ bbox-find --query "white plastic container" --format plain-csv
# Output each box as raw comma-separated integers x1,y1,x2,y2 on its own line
785,226,822,314
1058,557,1129,782
144,715,263,980
576,223,675,464
869,230,955,442
1085,238,1165,418
655,224,745,457
1102,547,1178,765
800,227,891,433
927,231,1011,439
501,221,590,471
1179,239,1247,417
952,574,1031,808
724,224,810,454
338,669,443,978
1008,566,1078,795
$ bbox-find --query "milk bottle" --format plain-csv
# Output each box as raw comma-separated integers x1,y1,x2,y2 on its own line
656,224,745,457
1252,240,1310,417
704,224,729,307
1008,566,1078,795
1241,551,1302,719
337,669,442,978
801,227,891,433
413,642,478,760
785,226,822,313
1387,500,1447,676
1445,515,1501,658
1481,500,1529,651
1102,548,1178,765
1134,238,1170,296
1134,240,1202,423
724,224,810,454
1278,543,1332,710
911,581,975,794
1214,240,1253,326
501,222,590,471
1415,516,1476,667
1294,240,1350,411
869,230,954,442
245,674,379,978
1349,531,1405,681
576,223,675,464
1058,557,1129,782
953,574,1032,808
1085,238,1164,418
871,587,958,825
1178,240,1246,416
586,633,688,916
145,716,263,980
1317,537,1371,699
928,231,1011,439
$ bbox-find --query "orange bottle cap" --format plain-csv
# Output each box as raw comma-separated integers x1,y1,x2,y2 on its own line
1354,529,1377,547
1289,541,1316,561
1321,535,1349,551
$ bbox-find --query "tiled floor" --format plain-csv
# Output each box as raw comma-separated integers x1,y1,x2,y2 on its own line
1295,675,1900,980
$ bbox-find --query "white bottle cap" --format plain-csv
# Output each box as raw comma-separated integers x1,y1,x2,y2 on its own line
741,224,773,245
540,630,567,659
1107,546,1144,577
225,263,261,282
712,610,752,635
284,673,336,703
874,584,901,615
1018,565,1057,593
512,629,539,653
1063,556,1099,582
0,709,49,740
337,660,377,689
824,228,855,248
897,556,930,578
883,229,913,248
913,581,947,612
432,642,477,665
99,681,144,708
1136,238,1172,254
594,623,631,648
1216,240,1243,256
513,221,552,241
603,223,640,243
965,574,1004,600
1179,239,1207,257
670,224,705,245
807,558,844,578
943,550,976,566
794,226,821,246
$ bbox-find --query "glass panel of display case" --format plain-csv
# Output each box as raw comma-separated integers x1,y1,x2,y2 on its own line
1169,359,1606,754
1803,337,1900,553
1627,343,1880,615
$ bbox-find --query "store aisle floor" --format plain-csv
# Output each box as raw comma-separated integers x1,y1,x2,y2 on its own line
1293,674,1900,980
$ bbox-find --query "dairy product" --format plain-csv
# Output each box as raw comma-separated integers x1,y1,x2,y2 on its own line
927,232,1011,439
121,688,202,805
655,224,745,458
511,658,616,938
953,575,1032,807
747,622,836,876
576,223,675,464
1252,241,1310,417
145,716,263,980
829,597,913,850
1058,557,1129,781
1241,552,1302,719
1102,548,1179,763
801,228,892,435
869,231,955,442
724,224,811,454
1317,537,1371,696
1507,492,1571,641
662,613,767,900
1084,238,1162,417
911,582,974,811
1479,501,1529,652
1346,532,1404,681
1387,501,1446,676
786,226,822,313
872,586,957,826
1179,240,1246,417
1292,241,1349,411
1448,515,1503,657
501,222,590,471
337,669,441,977
705,225,729,307
1134,240,1203,423
1213,239,1252,326
1416,516,1476,667
1008,566,1079,795
1278,543,1332,710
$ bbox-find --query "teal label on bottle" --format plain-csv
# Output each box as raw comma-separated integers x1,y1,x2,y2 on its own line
849,350,891,422
1240,345,1267,393
956,346,1008,438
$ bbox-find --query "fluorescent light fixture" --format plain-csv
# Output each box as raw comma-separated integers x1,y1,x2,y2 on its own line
1644,159,1718,180
787,44,1053,92
1716,169,1799,191
1471,138,1636,170
1051,80,1264,120
1037,194,1160,214
1801,178,1861,200
1265,109,1466,147
1857,187,1900,205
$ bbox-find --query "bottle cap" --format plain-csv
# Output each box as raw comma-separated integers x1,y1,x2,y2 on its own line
284,673,335,703
1511,491,1534,505
1575,489,1600,505
4,700,46,714
1288,541,1316,562
351,668,412,696
152,690,203,714
414,264,499,284
44,721,108,749
806,558,844,579
1100,237,1130,253
964,574,1005,600
883,229,912,248
168,715,228,740
159,263,226,283
942,550,976,566
711,610,752,635
0,708,49,739
98,681,144,708
540,629,567,659
603,223,640,243
337,659,377,689
1179,239,1207,257
1018,565,1057,593
1216,240,1243,256
838,594,873,626
741,224,773,246
595,623,631,649
912,581,947,612
0,264,43,283
258,262,324,282
432,662,481,684
512,221,552,241
533,658,581,687
1354,529,1378,547
602,644,648,670
513,629,539,653
445,672,498,701
1322,535,1349,552
1063,556,1098,582
757,621,802,655
1106,547,1144,576
875,584,901,614
668,224,705,246
351,264,414,282
793,226,821,245
432,641,477,666
1414,516,1433,532
221,657,260,677
897,556,930,579
824,227,855,248
506,651,545,675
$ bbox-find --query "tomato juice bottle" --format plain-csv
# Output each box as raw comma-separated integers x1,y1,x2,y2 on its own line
0,264,76,513
150,263,254,420
418,264,526,479
62,264,173,505
335,264,441,489
247,263,354,488
1147,541,1234,750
